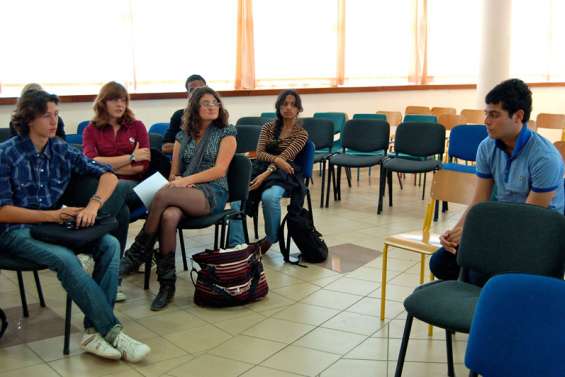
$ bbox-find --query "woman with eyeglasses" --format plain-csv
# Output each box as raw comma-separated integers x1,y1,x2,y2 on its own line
120,87,236,311
228,89,308,254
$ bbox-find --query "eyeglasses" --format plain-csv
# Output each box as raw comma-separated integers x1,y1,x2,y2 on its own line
200,100,221,108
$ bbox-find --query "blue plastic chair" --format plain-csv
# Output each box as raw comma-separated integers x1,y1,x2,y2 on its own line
465,274,565,377
403,114,437,123
442,124,488,174
65,120,90,144
149,122,169,136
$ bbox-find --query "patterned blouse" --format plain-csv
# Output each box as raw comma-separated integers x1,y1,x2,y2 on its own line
176,124,237,192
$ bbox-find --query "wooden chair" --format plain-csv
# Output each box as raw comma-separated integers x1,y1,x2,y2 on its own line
553,141,565,162
536,113,565,140
376,111,402,127
437,114,463,131
527,119,537,131
405,106,432,115
431,107,456,117
380,169,477,322
460,109,484,124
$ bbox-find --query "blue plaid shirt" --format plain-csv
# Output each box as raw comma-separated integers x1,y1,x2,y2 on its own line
0,136,112,234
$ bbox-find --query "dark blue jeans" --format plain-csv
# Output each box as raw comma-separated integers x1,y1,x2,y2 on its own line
0,228,121,336
429,247,490,286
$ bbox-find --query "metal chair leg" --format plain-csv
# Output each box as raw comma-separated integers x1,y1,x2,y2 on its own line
468,371,479,377
394,314,414,377
377,166,386,214
422,172,427,200
181,230,188,271
63,294,72,355
387,169,393,207
33,270,46,307
446,329,456,377
16,271,29,318
345,167,352,187
253,212,259,240
320,160,326,208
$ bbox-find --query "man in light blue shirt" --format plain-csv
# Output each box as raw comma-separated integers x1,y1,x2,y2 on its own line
430,78,564,284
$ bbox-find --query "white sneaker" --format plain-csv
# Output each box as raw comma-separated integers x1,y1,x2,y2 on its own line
115,288,127,303
112,331,151,362
80,332,121,360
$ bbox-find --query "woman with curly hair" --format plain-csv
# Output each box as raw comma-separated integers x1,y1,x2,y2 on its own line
120,87,237,311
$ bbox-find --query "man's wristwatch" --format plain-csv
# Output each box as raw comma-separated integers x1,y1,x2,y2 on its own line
129,153,136,162
267,165,276,173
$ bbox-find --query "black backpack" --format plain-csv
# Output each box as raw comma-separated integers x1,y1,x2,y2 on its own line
279,205,328,265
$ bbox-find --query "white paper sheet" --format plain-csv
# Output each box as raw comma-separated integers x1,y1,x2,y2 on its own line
133,172,168,208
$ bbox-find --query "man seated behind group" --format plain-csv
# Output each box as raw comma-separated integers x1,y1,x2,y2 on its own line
429,78,564,284
161,74,207,154
0,90,150,362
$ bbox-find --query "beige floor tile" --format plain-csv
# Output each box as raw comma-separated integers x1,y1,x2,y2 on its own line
387,338,467,363
136,336,188,364
263,270,305,290
242,318,314,343
345,267,387,283
163,325,232,354
321,311,383,336
209,335,286,364
48,353,132,377
272,303,339,326
388,361,469,377
247,292,295,313
131,354,194,377
371,283,415,302
0,345,44,373
346,297,406,319
26,332,83,362
136,310,207,335
239,366,305,377
261,345,340,377
372,318,463,341
185,304,257,324
320,359,388,377
214,313,267,335
294,327,366,355
323,277,378,296
116,297,181,320
0,364,60,377
167,354,253,377
273,282,321,301
388,272,424,288
299,289,362,310
345,337,391,360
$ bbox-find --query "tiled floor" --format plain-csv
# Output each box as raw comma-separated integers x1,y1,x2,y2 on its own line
0,169,470,377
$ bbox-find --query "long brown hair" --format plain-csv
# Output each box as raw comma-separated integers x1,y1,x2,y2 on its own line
91,81,135,128
182,87,228,138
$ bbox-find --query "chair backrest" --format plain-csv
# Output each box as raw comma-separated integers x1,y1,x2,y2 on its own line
260,112,276,119
553,141,565,162
460,109,484,124
465,273,565,377
448,125,488,161
301,117,334,150
394,122,445,157
536,113,565,130
430,169,477,205
458,201,565,278
376,111,402,127
0,128,12,143
403,114,438,123
313,112,347,134
227,154,251,202
77,120,90,135
235,124,262,153
149,133,164,150
294,140,315,179
149,122,169,136
147,148,171,178
352,113,387,121
527,119,537,131
405,105,431,115
236,116,268,126
431,107,456,117
341,119,390,153
437,114,463,131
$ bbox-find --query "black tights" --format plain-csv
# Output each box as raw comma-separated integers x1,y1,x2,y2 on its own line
145,186,210,254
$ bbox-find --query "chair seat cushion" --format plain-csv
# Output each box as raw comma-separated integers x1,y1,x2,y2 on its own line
329,153,385,167
441,162,476,174
404,280,481,333
314,152,331,162
383,157,441,173
178,209,238,229
0,255,47,271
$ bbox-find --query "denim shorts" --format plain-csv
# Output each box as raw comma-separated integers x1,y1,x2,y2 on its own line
196,183,228,215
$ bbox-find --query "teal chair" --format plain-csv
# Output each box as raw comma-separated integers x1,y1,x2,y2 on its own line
313,112,349,183
260,112,276,120
403,114,437,123
352,113,387,121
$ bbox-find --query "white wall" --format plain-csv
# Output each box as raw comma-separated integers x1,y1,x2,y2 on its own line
1,86,564,141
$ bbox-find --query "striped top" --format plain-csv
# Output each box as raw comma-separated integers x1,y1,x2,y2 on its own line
256,121,309,162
